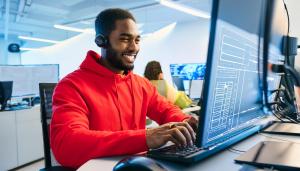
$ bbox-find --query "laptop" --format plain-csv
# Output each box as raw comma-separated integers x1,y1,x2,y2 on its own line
147,0,274,163
235,141,300,170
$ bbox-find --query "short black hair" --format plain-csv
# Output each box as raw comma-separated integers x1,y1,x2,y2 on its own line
95,8,136,36
144,61,163,80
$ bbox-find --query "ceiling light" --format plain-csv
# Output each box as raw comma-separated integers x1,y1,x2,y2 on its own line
18,36,60,44
159,0,210,19
20,47,40,51
54,24,91,33
141,33,153,38
153,22,176,35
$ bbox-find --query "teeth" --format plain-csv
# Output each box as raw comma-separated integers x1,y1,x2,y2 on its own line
123,54,136,57
123,54,135,62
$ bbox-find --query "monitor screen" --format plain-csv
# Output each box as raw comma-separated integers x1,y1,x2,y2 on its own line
189,80,203,99
170,63,206,80
0,81,13,110
171,76,185,91
198,0,268,148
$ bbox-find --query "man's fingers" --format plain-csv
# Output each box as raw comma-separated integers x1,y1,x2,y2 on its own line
177,126,193,146
148,120,197,149
172,122,196,142
168,128,187,147
181,122,196,142
161,122,176,130
187,117,198,131
165,134,181,146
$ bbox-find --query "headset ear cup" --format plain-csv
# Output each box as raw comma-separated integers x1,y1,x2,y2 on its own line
95,34,107,48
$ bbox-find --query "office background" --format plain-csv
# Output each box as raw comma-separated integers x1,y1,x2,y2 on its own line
0,0,299,83
0,0,300,170
0,0,208,84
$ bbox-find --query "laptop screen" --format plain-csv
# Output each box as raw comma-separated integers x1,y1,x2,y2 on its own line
197,0,269,148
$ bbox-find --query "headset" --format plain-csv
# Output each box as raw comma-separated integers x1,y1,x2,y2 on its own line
94,19,109,48
95,34,108,48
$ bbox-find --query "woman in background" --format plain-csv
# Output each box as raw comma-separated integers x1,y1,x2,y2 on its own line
144,60,192,109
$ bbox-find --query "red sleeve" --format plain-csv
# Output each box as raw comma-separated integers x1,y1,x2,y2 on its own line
146,82,190,125
50,80,148,169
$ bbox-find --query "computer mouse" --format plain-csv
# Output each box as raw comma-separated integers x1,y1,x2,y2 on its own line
113,156,168,171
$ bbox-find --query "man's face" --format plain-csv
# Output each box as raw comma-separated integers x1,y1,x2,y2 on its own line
105,19,140,72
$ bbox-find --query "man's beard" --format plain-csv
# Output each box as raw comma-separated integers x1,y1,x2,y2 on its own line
106,46,135,71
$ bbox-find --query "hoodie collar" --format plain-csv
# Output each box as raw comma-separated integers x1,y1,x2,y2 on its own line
80,50,132,80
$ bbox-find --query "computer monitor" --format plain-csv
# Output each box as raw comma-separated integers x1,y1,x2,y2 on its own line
147,0,280,164
189,80,203,100
197,0,269,148
0,81,13,111
263,0,288,104
171,76,185,91
235,1,300,170
170,63,206,95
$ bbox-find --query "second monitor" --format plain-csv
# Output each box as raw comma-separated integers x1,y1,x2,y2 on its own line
170,63,206,99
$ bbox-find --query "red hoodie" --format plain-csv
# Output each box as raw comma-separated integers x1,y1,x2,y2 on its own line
50,50,190,168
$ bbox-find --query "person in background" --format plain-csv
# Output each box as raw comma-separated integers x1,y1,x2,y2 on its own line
50,8,198,169
144,60,192,109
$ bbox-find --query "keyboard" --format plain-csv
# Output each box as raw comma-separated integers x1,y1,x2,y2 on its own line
147,144,207,163
147,124,267,163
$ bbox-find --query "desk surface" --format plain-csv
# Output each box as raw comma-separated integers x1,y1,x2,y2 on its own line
77,133,300,171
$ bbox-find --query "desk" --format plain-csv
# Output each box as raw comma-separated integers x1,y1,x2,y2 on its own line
77,133,300,171
0,105,43,170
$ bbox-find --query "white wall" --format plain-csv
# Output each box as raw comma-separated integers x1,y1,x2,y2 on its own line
21,32,99,79
21,19,210,82
136,20,210,83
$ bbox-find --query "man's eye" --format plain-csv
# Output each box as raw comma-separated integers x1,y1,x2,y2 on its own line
120,38,130,42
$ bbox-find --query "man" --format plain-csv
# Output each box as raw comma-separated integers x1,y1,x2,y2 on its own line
50,8,198,169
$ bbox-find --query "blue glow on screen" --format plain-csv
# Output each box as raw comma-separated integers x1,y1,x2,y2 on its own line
170,63,206,80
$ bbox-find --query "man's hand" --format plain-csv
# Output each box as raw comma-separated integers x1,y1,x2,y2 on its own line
183,116,198,132
146,120,196,149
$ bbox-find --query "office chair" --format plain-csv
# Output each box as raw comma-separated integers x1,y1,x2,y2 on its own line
39,83,74,171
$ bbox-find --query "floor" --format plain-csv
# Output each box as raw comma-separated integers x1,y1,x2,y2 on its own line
13,160,44,171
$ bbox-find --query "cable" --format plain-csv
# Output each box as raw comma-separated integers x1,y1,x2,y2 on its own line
228,147,246,153
284,65,300,86
283,0,290,36
267,88,300,123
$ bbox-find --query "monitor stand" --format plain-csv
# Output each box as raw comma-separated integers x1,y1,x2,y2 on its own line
235,141,300,170
262,122,300,136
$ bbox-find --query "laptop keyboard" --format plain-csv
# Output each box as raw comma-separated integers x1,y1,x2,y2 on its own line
147,123,267,163
148,144,203,157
